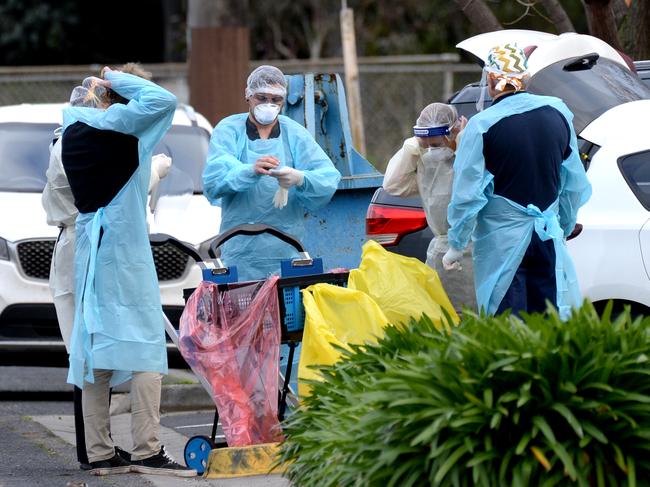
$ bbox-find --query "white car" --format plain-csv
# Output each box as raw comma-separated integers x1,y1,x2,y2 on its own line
0,103,220,351
457,31,650,314
367,31,650,315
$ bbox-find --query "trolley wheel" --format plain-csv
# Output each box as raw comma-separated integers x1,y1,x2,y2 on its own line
184,435,216,475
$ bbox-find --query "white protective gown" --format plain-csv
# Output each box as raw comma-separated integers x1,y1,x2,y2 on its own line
383,137,476,313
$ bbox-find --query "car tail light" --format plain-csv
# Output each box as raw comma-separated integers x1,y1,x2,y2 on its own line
365,203,428,246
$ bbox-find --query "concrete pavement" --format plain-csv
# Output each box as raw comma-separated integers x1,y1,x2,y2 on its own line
33,413,290,486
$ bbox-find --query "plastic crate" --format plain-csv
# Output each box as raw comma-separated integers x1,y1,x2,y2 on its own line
277,272,349,337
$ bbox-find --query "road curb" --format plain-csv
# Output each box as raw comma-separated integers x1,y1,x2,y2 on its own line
110,383,214,415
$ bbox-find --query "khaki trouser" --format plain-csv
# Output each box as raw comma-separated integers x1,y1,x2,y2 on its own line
83,370,162,462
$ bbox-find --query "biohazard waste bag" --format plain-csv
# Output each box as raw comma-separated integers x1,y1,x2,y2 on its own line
298,283,389,397
178,277,282,446
349,240,459,328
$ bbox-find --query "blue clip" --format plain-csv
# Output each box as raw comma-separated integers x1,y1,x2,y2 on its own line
202,266,238,284
280,257,324,277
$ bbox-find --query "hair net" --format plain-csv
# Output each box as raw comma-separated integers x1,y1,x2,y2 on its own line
413,103,458,137
69,76,107,108
416,103,458,129
245,65,287,99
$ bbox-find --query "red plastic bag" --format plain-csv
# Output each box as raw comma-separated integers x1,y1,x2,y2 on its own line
178,276,282,446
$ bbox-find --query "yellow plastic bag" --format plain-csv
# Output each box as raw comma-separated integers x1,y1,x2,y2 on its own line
348,240,459,328
298,283,389,397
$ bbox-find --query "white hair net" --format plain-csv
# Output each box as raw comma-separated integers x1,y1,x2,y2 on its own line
416,103,458,129
69,76,107,108
245,65,287,99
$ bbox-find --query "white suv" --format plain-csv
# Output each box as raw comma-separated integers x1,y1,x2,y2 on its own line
0,103,220,350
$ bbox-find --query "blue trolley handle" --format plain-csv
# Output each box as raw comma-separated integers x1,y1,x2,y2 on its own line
208,224,307,259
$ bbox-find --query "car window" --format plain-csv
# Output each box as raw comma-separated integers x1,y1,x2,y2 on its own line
0,122,209,194
619,150,650,210
0,122,58,192
153,125,210,195
528,56,650,134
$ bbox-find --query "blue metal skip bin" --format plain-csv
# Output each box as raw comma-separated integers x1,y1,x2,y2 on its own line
283,73,384,270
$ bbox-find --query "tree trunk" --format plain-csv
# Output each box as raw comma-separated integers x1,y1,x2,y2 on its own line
538,0,575,32
187,0,250,125
453,0,502,33
611,0,630,27
628,0,650,58
582,0,623,51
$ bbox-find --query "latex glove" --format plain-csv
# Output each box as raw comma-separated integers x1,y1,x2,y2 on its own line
148,154,172,193
403,137,421,156
442,247,464,271
269,167,305,189
153,153,172,179
273,187,289,209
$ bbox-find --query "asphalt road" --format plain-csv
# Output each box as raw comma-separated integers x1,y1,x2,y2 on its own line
0,368,291,486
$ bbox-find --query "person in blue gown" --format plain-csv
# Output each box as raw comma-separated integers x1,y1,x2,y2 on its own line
202,65,341,281
443,44,591,319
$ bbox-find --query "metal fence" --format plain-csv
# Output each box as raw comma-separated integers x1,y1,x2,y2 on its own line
0,55,480,170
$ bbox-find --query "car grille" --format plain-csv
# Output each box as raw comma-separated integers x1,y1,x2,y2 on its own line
151,243,190,281
17,240,56,280
16,239,189,282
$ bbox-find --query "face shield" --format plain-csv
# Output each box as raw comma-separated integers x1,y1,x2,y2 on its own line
413,102,459,147
476,43,530,112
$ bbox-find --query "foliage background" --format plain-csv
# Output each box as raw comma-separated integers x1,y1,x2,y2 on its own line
0,0,594,66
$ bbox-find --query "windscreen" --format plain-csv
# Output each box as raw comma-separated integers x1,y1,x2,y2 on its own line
0,123,58,192
152,125,210,195
528,56,650,134
0,123,210,193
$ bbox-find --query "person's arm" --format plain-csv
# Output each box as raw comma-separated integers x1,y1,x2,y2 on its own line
447,120,493,252
290,130,341,211
42,138,77,227
556,106,592,237
202,118,259,204
382,138,420,197
100,71,177,152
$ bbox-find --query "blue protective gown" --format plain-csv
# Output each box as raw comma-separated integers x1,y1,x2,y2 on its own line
203,113,341,281
447,92,591,319
65,72,177,388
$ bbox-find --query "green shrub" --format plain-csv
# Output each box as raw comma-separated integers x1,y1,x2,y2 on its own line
279,303,650,487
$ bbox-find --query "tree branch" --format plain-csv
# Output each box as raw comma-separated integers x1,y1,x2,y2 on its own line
538,0,576,32
453,0,503,32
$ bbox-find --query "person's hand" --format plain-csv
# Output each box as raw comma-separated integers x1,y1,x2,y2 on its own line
404,137,421,155
152,154,172,180
442,247,464,271
253,156,280,175
269,167,305,188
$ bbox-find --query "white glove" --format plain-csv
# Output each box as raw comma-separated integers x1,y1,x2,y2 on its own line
403,137,421,156
442,247,464,271
152,153,172,179
273,187,289,209
148,154,172,193
269,167,305,189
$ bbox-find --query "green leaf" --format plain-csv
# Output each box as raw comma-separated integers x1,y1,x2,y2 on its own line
533,416,557,444
551,403,583,438
548,442,577,481
433,444,468,484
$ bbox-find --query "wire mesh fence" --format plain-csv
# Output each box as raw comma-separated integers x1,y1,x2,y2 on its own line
0,56,480,170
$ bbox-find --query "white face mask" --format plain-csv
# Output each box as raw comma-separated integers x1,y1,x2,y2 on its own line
253,103,281,125
420,146,454,166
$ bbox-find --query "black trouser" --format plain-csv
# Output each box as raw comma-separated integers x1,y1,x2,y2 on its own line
73,386,89,465
496,232,556,316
